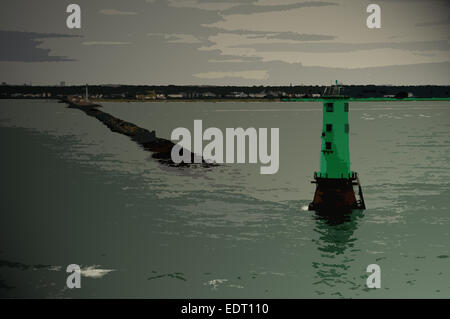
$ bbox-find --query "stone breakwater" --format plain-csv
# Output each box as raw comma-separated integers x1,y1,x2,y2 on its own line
62,98,210,166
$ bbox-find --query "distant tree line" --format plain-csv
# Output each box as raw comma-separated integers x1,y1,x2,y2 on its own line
0,84,449,99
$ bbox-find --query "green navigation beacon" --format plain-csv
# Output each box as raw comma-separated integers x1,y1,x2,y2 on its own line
309,81,366,212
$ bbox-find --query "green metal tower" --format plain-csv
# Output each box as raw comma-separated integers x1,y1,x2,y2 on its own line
309,81,365,212
318,97,352,179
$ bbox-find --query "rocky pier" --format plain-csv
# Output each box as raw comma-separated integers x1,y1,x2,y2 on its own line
61,97,209,166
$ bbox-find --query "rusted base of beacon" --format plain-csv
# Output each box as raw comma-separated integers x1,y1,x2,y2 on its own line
308,174,366,212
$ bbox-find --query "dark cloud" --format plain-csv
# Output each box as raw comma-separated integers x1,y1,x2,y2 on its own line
231,40,450,53
264,32,336,41
416,16,450,27
0,0,448,84
192,60,450,86
143,0,223,36
208,55,263,63
0,30,79,62
221,1,338,15
206,28,336,41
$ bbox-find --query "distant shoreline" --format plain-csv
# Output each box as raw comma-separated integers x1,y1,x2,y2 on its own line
2,84,450,102
1,97,450,103
90,98,280,103
91,97,450,103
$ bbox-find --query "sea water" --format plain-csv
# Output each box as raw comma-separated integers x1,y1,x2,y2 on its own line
0,99,449,298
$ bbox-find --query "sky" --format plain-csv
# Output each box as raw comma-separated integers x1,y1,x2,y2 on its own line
0,0,449,85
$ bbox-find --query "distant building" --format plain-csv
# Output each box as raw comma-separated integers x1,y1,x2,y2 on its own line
265,91,287,98
167,93,183,99
202,92,216,98
1,82,7,86
228,91,248,98
60,81,66,87
136,90,157,100
111,93,126,99
182,92,201,99
249,92,266,98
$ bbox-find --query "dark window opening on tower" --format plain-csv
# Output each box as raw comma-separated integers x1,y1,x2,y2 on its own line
345,124,349,133
326,142,332,150
344,103,349,112
326,103,334,112
326,124,332,132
